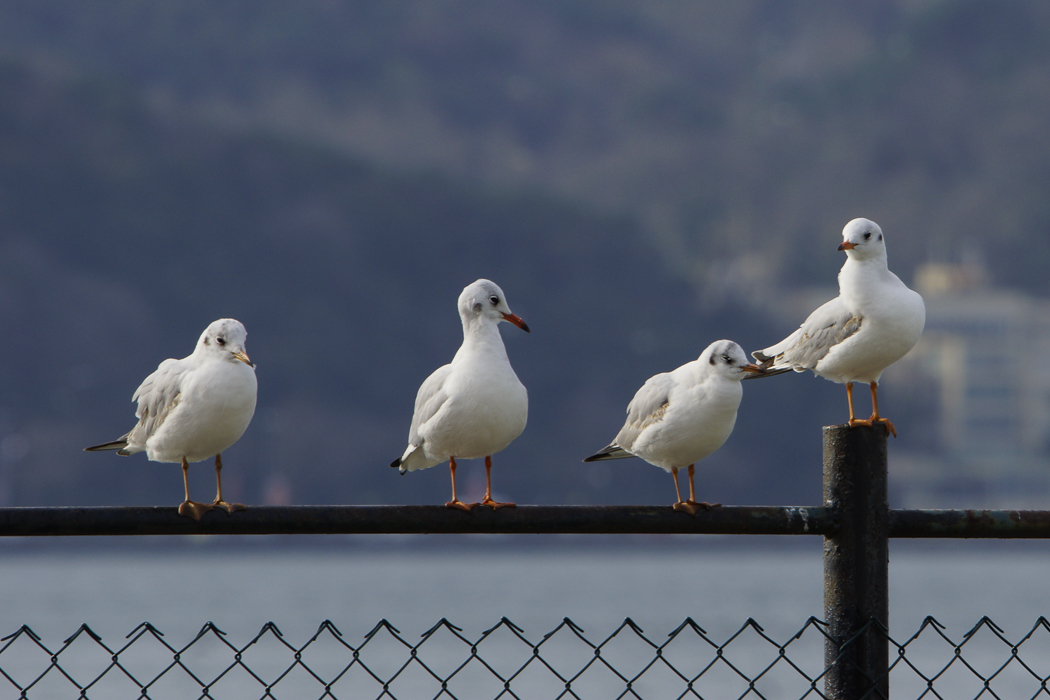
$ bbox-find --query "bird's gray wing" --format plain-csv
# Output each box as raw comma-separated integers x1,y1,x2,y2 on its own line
753,297,862,372
125,358,191,448
407,364,454,447
612,372,678,452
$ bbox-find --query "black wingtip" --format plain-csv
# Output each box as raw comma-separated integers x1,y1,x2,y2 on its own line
389,458,401,469
84,440,128,452
741,367,793,380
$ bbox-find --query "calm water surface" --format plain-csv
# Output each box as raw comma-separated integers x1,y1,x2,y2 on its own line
1,539,1048,698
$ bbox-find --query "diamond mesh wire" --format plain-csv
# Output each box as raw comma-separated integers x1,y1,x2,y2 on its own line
3,616,1050,699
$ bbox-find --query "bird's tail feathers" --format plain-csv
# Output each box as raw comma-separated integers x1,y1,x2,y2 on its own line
583,444,633,462
391,444,434,474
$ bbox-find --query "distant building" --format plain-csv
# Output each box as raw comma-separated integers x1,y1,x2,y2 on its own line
888,260,1050,508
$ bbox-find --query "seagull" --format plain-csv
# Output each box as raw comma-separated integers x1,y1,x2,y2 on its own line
583,340,764,515
750,218,925,436
85,318,258,520
391,279,529,511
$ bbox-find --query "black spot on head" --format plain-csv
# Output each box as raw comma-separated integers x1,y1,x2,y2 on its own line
473,302,483,313
203,337,209,346
709,354,717,365
878,234,883,241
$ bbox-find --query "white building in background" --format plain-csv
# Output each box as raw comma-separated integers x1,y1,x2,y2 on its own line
887,260,1050,508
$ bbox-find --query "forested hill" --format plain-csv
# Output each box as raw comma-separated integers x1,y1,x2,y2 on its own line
2,0,1049,300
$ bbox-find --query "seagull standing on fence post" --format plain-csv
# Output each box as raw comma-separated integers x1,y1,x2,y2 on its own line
749,218,925,436
85,318,258,520
391,279,529,511
583,340,764,515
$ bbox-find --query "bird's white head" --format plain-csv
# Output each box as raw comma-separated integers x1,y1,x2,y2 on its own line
701,340,764,380
458,279,530,333
838,218,887,262
197,318,254,367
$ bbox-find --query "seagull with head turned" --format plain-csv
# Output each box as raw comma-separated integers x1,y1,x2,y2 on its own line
583,340,765,515
749,218,925,436
85,318,258,520
391,279,529,511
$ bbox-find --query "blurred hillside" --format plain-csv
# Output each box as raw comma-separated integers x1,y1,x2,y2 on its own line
0,0,1048,509
3,0,1050,299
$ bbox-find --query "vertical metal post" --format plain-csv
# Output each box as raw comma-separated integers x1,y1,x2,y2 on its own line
823,424,889,699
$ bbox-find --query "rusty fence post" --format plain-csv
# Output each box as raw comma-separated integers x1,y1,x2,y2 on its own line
823,424,889,699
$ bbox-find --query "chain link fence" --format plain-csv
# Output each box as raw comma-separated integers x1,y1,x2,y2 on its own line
3,615,1050,699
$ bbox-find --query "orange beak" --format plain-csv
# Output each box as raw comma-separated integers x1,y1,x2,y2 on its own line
232,351,254,368
741,363,765,374
838,241,857,251
501,312,530,333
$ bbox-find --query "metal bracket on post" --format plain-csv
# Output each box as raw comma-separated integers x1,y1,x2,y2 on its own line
823,424,889,699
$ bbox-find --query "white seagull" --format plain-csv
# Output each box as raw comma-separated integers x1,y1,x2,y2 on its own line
391,279,529,511
751,218,925,436
584,340,764,514
85,318,258,520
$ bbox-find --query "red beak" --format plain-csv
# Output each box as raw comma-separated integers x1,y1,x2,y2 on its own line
501,312,530,333
838,241,857,251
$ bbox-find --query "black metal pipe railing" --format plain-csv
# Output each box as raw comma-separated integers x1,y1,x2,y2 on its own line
889,508,1050,538
3,505,1050,538
0,504,836,537
823,425,889,699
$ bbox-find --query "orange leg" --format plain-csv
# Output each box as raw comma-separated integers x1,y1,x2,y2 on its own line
847,381,897,437
685,463,720,510
177,457,215,521
480,455,516,509
212,453,247,514
672,467,699,515
445,457,477,512
846,382,857,423
868,381,897,437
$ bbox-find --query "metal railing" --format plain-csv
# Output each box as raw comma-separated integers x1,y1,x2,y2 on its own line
2,424,1050,699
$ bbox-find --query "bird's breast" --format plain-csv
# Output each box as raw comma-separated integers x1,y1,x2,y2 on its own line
425,362,527,459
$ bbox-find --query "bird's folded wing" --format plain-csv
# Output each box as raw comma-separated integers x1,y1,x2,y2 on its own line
408,364,453,446
753,297,862,371
614,373,677,450
128,358,190,445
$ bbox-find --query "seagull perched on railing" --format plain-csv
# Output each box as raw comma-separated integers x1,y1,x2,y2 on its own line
749,218,925,436
85,318,258,520
583,340,764,515
391,279,529,511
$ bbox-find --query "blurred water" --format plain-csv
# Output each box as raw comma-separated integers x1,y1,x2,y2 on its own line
1,539,1048,698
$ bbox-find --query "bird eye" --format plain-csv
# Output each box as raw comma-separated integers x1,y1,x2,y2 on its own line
721,354,731,363
864,232,871,240
489,295,499,305
216,337,226,346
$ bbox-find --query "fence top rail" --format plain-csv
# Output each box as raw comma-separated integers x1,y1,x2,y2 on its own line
2,504,1050,538
0,504,834,537
890,508,1050,538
